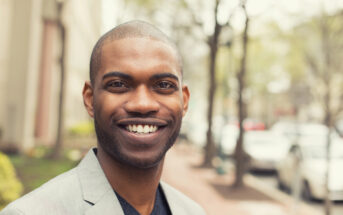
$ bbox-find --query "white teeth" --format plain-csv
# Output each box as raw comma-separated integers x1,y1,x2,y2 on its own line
137,125,143,133
143,125,150,133
126,124,158,134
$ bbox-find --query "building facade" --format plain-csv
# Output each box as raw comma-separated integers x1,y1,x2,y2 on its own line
0,0,102,151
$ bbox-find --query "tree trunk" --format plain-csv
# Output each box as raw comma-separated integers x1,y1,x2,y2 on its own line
322,16,332,215
202,0,222,167
324,105,332,215
323,42,332,215
233,5,250,187
49,1,66,159
324,124,332,215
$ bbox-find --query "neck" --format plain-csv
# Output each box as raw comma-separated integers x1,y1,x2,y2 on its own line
96,146,164,215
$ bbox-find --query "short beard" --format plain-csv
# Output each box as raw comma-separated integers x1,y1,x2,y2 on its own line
93,113,181,169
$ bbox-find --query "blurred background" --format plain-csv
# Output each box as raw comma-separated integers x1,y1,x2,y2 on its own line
0,0,343,214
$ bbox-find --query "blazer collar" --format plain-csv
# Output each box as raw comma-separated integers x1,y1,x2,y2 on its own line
76,148,187,215
76,148,124,215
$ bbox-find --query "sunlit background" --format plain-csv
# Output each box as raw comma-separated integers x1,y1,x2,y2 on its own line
0,0,343,214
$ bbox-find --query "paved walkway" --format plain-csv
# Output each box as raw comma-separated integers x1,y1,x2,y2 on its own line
162,144,323,215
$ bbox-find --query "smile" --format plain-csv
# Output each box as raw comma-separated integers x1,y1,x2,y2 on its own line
126,124,158,134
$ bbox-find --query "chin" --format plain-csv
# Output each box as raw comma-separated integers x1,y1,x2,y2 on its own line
123,157,163,169
108,144,172,169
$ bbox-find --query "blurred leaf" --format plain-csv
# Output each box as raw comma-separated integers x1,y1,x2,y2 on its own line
0,152,23,208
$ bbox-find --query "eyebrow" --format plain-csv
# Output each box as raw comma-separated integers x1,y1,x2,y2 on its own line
102,71,133,81
102,71,180,82
150,73,179,82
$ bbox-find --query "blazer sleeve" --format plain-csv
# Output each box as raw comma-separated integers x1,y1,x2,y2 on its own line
0,206,25,215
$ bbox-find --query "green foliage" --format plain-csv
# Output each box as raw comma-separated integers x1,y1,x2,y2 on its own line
68,121,94,137
246,37,279,92
216,47,233,97
9,154,77,194
26,146,50,159
0,152,23,209
130,0,157,7
215,32,283,96
286,11,343,118
283,32,306,81
125,0,159,14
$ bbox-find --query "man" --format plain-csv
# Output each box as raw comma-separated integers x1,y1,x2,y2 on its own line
0,21,206,215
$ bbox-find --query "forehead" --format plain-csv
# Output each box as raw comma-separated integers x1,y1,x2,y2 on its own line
98,37,181,79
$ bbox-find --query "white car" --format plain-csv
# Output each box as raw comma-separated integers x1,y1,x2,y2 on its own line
277,138,343,201
244,131,291,171
219,124,239,157
271,121,298,142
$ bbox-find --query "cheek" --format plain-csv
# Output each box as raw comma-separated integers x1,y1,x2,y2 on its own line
158,96,184,117
95,94,125,121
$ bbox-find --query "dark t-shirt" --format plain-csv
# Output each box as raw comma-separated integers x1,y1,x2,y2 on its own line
114,185,172,215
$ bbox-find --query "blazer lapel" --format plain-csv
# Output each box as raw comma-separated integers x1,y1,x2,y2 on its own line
160,182,187,215
77,148,124,215
85,189,124,215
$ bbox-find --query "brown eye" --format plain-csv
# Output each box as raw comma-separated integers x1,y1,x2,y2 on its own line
158,81,173,89
109,80,126,88
106,80,129,93
155,81,178,94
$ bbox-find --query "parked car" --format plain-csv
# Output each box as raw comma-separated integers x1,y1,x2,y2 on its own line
276,138,343,201
271,121,298,142
298,123,331,138
335,119,343,137
244,131,291,171
220,124,239,157
243,118,265,131
219,119,266,157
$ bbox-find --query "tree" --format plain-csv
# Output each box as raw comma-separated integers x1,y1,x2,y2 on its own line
202,0,223,167
304,11,343,215
50,0,67,159
172,0,234,167
233,0,251,187
285,9,343,215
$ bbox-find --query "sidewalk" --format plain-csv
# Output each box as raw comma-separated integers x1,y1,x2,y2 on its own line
162,144,323,215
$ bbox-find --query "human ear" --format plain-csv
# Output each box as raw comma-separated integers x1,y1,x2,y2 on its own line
181,85,190,117
82,81,94,118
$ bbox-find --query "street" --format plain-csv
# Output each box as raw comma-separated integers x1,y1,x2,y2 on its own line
252,172,343,215
162,145,323,215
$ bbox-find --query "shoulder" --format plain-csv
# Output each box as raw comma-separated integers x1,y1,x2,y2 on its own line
0,168,83,215
160,182,206,215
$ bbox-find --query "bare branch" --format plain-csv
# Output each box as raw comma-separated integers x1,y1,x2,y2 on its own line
305,52,321,77
222,5,239,28
179,0,203,28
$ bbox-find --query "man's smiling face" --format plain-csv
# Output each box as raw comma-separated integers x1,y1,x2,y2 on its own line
84,37,189,168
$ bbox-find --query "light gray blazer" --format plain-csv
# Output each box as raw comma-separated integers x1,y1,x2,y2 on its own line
0,149,206,215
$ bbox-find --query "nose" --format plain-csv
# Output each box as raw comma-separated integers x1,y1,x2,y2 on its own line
124,85,160,115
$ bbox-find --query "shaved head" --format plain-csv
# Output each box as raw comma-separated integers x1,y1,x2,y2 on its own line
89,20,182,85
